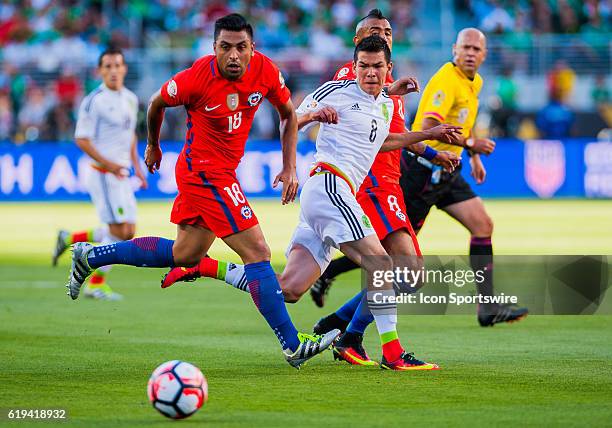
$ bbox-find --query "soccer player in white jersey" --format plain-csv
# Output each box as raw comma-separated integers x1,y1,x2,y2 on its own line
52,48,147,300
162,36,461,369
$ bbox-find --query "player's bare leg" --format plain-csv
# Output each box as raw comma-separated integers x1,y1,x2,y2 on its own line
279,245,322,303
314,227,423,336
172,224,217,267
336,234,438,369
443,197,528,326
222,225,339,368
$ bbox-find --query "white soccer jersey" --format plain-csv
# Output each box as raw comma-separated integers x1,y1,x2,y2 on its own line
296,79,394,190
75,84,138,168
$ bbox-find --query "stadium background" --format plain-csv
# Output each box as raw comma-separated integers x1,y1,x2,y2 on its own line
1,1,611,427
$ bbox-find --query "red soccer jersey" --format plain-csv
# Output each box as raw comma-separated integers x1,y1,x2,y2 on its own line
161,51,291,172
333,62,405,187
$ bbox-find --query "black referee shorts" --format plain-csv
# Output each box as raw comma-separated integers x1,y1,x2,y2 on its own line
399,150,477,233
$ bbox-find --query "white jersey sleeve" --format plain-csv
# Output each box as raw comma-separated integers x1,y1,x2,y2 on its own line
296,80,349,133
74,91,100,140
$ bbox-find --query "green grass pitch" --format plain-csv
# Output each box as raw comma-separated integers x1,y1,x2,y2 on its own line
1,199,611,427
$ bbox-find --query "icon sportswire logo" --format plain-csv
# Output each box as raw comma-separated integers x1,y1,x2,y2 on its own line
205,104,221,111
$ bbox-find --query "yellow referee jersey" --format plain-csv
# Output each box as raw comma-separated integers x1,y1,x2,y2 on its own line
412,62,483,155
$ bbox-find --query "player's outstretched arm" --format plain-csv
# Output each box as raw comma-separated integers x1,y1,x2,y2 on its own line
145,90,169,173
273,99,299,204
382,124,462,152
406,141,461,172
386,76,420,96
296,106,338,130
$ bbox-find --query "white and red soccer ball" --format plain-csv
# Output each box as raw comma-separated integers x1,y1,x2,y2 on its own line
147,360,208,419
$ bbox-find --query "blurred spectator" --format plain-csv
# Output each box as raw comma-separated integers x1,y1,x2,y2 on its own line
4,65,28,126
480,1,515,33
547,60,576,104
45,100,75,142
54,67,81,110
0,92,13,141
18,86,51,142
591,75,610,106
309,22,346,59
536,91,575,139
490,67,518,136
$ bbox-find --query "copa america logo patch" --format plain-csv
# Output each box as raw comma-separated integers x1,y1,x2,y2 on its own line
241,205,253,219
167,79,177,97
337,67,349,78
248,92,263,106
396,210,406,221
307,100,319,110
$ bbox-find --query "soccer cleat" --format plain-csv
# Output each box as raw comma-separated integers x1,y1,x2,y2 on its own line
332,332,378,366
478,303,529,327
52,230,70,266
83,283,123,301
283,329,341,369
310,277,335,308
380,352,440,371
65,242,94,300
161,267,201,289
313,313,349,335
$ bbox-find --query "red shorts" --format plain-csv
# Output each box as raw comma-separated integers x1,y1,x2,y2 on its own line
356,183,422,256
171,166,258,238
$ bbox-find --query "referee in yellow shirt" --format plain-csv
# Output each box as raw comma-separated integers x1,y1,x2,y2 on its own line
400,28,527,326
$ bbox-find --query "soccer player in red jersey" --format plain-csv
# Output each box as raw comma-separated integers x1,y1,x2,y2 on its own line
64,14,339,369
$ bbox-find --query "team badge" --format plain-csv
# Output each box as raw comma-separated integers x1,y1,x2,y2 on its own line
241,205,253,219
381,103,390,123
362,215,372,228
279,71,285,88
167,79,177,98
337,67,349,78
248,92,263,106
227,93,239,111
432,90,445,106
307,100,318,110
458,108,469,124
396,210,406,221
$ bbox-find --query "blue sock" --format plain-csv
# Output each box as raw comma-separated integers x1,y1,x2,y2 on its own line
346,294,374,335
87,237,174,269
245,261,299,351
335,291,363,322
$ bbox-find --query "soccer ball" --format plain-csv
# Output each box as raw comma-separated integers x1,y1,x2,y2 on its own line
147,360,208,419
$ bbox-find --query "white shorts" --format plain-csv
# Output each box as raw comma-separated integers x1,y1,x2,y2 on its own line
86,169,137,224
286,173,375,272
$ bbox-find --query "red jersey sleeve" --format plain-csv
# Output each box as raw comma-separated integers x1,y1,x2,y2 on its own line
333,63,354,81
262,57,291,107
390,96,407,133
160,66,200,107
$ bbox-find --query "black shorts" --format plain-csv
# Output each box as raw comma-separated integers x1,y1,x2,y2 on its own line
399,151,477,233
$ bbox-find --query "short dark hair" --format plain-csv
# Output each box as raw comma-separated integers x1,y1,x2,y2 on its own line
214,13,253,41
356,8,388,32
361,8,386,21
353,35,391,64
98,47,124,67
